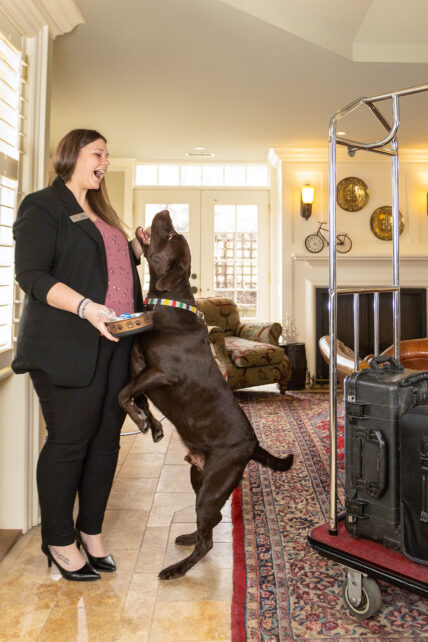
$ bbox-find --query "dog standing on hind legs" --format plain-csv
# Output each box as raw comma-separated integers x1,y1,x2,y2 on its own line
119,209,293,579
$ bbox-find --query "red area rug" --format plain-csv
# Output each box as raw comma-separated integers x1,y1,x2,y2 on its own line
231,390,428,641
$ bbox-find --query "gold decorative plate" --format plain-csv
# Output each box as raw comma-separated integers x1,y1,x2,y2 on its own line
370,206,405,241
337,177,369,212
106,311,153,338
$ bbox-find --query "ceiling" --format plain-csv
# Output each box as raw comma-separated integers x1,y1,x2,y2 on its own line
50,0,428,160
218,0,428,63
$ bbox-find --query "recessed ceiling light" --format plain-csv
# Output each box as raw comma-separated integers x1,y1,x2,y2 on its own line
193,146,205,151
186,152,215,157
337,131,346,136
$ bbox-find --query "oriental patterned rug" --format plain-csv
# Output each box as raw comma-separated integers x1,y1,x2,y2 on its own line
231,390,428,641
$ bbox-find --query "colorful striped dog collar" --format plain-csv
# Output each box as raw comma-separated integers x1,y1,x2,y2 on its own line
144,297,204,319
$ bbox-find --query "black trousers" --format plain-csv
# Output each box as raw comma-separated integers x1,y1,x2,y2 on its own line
30,336,133,546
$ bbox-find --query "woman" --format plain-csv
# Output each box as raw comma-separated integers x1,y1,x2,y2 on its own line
13,129,143,581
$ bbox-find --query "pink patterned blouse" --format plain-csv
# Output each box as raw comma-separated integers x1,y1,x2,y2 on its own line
93,218,134,316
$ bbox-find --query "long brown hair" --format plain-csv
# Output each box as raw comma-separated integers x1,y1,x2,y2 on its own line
52,129,128,236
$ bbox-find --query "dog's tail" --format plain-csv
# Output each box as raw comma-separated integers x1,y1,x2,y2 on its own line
252,445,293,471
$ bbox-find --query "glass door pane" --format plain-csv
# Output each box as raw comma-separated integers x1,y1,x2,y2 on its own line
214,204,258,317
201,191,269,319
133,189,201,296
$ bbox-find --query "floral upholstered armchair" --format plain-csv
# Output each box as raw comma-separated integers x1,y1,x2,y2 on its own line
196,297,291,393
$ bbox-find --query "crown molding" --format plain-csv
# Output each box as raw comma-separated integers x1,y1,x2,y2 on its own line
108,158,136,171
273,148,329,163
272,147,428,165
0,0,84,38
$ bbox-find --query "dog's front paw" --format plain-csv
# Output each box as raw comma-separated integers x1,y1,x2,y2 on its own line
151,419,164,442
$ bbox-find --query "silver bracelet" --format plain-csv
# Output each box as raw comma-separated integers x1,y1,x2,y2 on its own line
76,297,86,316
78,298,92,319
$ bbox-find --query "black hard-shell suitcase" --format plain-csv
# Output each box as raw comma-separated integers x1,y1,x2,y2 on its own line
344,356,428,549
400,401,428,565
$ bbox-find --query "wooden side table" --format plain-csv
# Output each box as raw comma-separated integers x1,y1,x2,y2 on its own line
280,342,307,390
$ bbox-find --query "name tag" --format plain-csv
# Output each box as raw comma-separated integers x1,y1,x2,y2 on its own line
70,212,90,223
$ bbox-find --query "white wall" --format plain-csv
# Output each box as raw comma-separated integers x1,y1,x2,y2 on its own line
277,148,428,379
0,375,29,529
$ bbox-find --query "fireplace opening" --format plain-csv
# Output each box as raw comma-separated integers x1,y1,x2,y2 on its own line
315,287,427,383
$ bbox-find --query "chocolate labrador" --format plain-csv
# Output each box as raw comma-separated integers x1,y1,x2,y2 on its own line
119,210,293,579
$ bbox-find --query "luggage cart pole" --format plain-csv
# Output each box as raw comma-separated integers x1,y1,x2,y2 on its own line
391,133,400,359
353,294,360,375
328,116,339,534
373,292,380,357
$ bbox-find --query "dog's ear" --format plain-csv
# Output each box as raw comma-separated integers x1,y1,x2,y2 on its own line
155,266,184,291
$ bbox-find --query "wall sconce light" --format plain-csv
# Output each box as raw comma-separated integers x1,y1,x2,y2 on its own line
301,185,315,220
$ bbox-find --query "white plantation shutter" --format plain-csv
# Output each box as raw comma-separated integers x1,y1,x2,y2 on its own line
0,32,24,374
0,33,21,160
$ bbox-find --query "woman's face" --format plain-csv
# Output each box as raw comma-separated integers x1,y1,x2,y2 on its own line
70,138,110,190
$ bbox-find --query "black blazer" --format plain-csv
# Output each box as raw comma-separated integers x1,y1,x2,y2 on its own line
12,177,143,386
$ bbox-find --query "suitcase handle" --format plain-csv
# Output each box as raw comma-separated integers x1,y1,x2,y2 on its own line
400,371,428,387
367,430,387,498
369,355,404,372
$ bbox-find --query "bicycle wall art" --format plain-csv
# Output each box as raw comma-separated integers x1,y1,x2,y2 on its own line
305,221,352,254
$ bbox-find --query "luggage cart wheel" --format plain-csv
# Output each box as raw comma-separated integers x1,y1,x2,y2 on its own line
342,569,382,619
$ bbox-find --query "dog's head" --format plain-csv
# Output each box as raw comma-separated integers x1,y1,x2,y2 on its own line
139,210,191,294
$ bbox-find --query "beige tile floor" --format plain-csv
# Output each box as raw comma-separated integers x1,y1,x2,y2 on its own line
0,412,233,641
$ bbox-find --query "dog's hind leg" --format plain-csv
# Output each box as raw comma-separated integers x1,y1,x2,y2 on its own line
159,457,246,579
175,464,203,546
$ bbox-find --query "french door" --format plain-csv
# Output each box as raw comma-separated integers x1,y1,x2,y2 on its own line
133,189,269,318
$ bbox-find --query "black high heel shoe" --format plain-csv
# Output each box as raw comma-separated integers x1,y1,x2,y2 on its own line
75,529,116,572
41,542,100,581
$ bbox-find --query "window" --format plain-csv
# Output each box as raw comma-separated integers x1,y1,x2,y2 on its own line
135,163,269,187
0,32,24,373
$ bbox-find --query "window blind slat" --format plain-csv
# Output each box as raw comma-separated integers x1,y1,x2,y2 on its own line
0,101,18,128
0,305,12,324
0,246,13,266
0,285,12,306
0,324,12,349
0,227,13,245
0,266,11,285
0,207,13,226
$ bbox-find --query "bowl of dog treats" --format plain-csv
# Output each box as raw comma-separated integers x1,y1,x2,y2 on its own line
106,312,154,338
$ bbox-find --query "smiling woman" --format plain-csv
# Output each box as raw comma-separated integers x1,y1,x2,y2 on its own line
12,128,143,582
53,129,127,236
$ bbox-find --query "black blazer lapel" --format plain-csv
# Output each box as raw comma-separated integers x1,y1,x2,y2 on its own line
51,177,107,283
51,176,105,251
74,216,105,250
